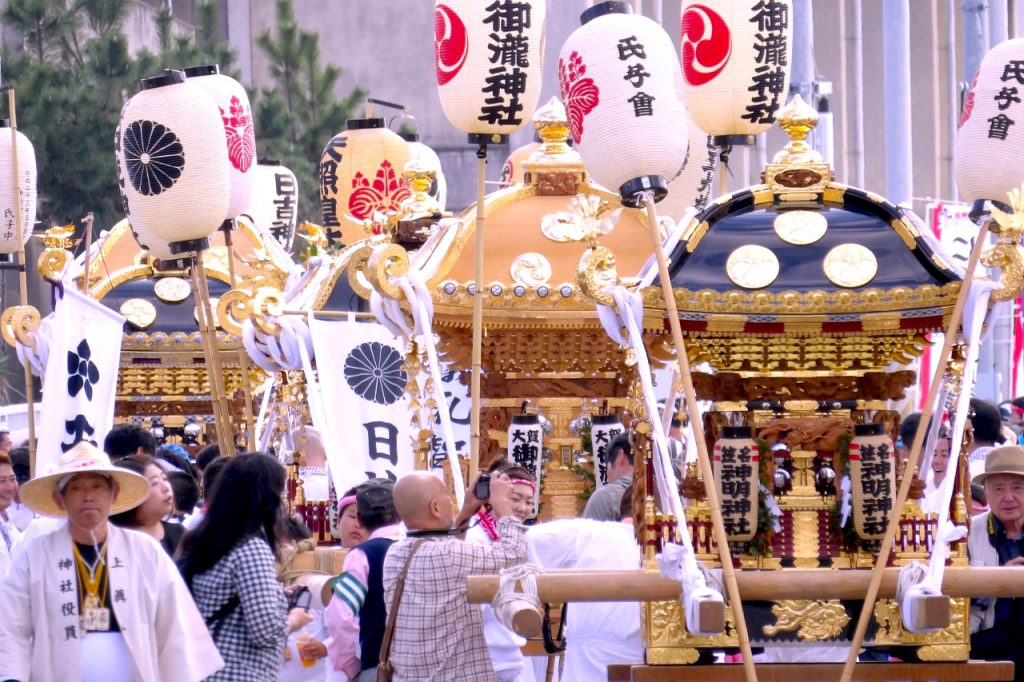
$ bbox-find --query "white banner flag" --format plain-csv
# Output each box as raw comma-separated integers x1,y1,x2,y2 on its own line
309,318,414,494
36,287,125,477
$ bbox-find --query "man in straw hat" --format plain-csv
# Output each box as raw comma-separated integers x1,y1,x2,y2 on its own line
0,441,224,682
968,444,1024,678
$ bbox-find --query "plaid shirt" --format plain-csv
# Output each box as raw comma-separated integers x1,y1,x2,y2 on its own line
383,516,527,681
190,534,287,681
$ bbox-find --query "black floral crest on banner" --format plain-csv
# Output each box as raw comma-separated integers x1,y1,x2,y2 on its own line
67,340,99,400
343,341,407,406
123,120,185,196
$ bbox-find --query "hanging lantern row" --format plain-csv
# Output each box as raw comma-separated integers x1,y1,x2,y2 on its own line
680,0,794,144
560,1,688,206
244,160,299,252
0,120,37,256
434,0,547,143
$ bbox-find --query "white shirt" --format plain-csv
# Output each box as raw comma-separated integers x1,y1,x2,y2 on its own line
0,510,21,578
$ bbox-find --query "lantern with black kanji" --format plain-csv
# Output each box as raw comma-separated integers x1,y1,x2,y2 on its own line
848,423,895,540
319,118,412,245
658,112,719,221
0,121,36,256
680,0,793,144
590,413,624,488
434,0,547,142
116,70,230,255
558,2,688,205
712,426,760,542
508,414,543,507
245,160,299,251
955,38,1024,215
183,65,257,220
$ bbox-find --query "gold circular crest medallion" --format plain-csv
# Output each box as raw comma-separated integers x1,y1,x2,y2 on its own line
119,298,157,329
154,277,192,303
823,243,878,288
774,210,828,245
726,245,780,289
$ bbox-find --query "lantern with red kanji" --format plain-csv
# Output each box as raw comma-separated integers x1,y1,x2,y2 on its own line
116,70,230,257
0,121,36,256
559,1,688,205
955,38,1024,215
680,0,794,144
245,160,299,251
318,118,412,245
434,0,547,143
183,65,257,220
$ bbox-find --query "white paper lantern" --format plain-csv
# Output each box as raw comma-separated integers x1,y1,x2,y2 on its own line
955,38,1024,211
559,1,688,205
244,160,299,251
0,122,37,256
590,414,624,488
500,140,541,187
434,0,546,142
116,70,230,255
406,138,448,210
680,0,793,143
658,111,719,221
184,65,258,220
508,414,543,511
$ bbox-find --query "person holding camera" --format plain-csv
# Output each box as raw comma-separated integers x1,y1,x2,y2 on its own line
380,470,528,681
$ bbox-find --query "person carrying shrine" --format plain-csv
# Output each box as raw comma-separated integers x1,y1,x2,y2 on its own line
0,441,223,682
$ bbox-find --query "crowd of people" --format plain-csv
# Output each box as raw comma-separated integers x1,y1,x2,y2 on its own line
0,404,1021,680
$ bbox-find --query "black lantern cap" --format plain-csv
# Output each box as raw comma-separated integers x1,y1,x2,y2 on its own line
257,158,282,166
140,69,186,91
168,237,211,255
511,414,541,425
592,414,621,425
854,423,886,437
713,134,756,147
0,119,10,128
346,118,386,130
968,198,1012,223
467,132,509,145
619,175,668,207
582,1,632,24
399,131,420,142
720,426,753,439
183,64,220,78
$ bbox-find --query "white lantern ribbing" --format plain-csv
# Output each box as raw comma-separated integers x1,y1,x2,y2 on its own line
658,111,719,221
0,121,36,256
116,70,231,255
183,65,257,220
559,2,688,205
955,38,1024,214
508,414,543,512
244,160,299,251
680,0,793,144
434,0,546,143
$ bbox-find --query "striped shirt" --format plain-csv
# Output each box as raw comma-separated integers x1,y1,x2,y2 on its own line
382,516,527,681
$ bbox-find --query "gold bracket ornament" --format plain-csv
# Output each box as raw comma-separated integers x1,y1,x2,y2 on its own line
763,600,851,642
366,242,410,301
984,185,1024,303
37,223,77,280
0,305,41,348
576,244,619,306
215,287,285,337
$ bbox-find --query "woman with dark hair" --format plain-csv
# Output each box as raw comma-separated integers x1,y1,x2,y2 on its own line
177,452,304,681
111,455,184,556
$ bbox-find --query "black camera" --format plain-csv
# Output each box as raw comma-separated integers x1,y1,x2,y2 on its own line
287,585,311,612
474,473,491,500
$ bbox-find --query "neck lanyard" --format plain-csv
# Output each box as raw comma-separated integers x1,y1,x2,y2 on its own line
74,542,111,631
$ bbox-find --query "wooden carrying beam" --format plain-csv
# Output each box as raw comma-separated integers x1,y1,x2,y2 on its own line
466,567,1024,604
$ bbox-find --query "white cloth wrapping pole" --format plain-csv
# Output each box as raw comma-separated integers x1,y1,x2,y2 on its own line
370,272,465,507
255,376,276,452
596,285,723,636
899,278,996,632
14,314,51,378
241,314,313,374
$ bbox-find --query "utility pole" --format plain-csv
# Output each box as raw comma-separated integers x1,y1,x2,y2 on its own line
883,0,912,208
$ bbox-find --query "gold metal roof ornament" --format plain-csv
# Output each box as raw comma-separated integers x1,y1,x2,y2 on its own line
37,223,77,279
983,184,1024,303
763,94,834,198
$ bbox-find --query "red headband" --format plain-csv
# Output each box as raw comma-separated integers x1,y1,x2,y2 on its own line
509,477,537,492
1012,405,1024,416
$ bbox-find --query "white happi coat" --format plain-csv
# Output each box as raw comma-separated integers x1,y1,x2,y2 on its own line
0,522,224,682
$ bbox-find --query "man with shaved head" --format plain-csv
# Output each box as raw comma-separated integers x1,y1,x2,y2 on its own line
382,471,527,680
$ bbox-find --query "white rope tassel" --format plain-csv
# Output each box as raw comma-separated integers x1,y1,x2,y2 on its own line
492,563,544,635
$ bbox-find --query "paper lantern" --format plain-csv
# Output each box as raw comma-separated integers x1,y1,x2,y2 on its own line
955,38,1024,212
0,121,36,256
680,0,793,143
658,111,719,221
559,2,688,205
434,0,547,142
500,140,541,187
405,137,448,210
116,70,230,254
712,426,760,542
319,118,412,245
590,414,624,488
508,414,543,511
848,423,895,540
244,160,299,251
183,65,257,220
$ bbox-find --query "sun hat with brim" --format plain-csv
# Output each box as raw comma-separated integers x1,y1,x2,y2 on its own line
972,445,1024,486
19,441,152,517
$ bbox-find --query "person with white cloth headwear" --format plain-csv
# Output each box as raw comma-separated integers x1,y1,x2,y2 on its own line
0,441,224,682
527,484,644,681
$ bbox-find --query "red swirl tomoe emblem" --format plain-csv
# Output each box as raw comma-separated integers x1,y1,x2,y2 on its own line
435,4,468,87
680,4,732,87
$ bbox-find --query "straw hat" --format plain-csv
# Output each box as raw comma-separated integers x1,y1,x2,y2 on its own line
19,441,151,517
972,445,1024,486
